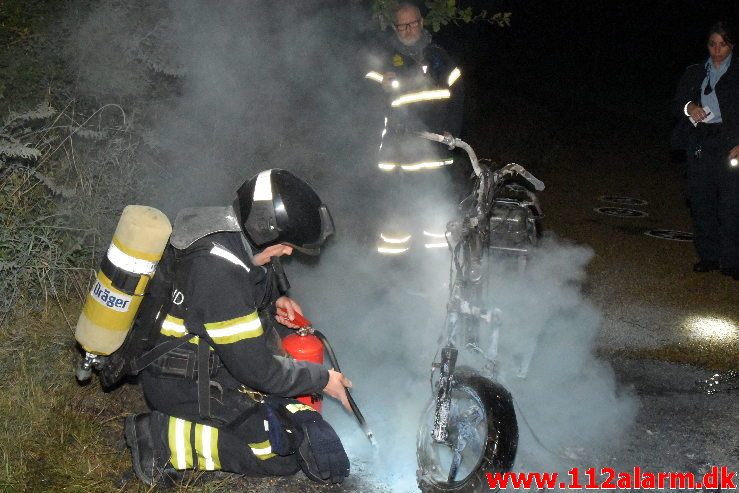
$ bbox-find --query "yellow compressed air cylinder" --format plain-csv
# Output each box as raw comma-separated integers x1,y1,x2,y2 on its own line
75,205,172,355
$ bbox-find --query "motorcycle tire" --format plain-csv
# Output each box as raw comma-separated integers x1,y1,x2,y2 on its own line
417,367,518,493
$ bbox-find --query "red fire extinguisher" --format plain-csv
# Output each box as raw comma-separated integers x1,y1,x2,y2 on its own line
281,312,324,412
277,309,377,446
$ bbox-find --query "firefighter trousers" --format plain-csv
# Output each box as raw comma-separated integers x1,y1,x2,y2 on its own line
145,408,301,477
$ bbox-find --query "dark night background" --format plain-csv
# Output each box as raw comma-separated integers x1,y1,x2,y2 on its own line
433,0,738,140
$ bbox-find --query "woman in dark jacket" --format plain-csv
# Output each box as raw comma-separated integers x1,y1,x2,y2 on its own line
673,21,739,280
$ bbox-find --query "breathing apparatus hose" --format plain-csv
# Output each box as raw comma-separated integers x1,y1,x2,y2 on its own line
312,329,377,447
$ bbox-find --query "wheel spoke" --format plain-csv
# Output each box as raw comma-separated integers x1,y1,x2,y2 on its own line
442,397,485,482
448,448,462,482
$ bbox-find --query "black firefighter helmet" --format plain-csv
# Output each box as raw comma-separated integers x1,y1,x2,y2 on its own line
234,169,334,255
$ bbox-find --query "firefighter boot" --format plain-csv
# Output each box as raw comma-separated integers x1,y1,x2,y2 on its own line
125,412,182,487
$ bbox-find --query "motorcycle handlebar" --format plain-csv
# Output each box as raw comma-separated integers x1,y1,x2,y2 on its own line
417,131,482,177
417,131,545,192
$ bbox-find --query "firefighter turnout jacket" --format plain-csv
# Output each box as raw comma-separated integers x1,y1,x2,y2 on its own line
139,216,330,476
366,36,463,171
365,35,463,255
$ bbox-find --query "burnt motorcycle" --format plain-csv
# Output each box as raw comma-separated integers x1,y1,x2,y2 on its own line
415,132,544,492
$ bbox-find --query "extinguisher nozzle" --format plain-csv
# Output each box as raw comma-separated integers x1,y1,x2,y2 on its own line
309,328,378,447
346,387,377,447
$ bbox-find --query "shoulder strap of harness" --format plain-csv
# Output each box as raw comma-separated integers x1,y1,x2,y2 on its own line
197,338,211,420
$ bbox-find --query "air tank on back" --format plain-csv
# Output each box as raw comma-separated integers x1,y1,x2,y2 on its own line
75,205,171,380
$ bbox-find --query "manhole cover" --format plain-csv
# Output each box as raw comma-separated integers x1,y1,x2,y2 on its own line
594,207,649,217
644,229,694,241
599,195,648,206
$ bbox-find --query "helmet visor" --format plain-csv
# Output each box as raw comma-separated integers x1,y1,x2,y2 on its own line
286,204,335,255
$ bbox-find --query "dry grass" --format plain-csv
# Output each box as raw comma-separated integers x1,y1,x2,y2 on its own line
0,306,132,492
0,305,266,491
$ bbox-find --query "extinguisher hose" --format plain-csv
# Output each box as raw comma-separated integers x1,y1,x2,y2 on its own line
313,329,377,447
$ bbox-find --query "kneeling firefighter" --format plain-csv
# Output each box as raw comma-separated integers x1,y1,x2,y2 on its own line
124,169,352,486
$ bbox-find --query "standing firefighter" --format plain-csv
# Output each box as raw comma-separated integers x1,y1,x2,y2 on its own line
125,169,352,486
366,2,464,255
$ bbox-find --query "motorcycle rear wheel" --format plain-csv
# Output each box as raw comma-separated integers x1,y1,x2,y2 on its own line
417,368,518,492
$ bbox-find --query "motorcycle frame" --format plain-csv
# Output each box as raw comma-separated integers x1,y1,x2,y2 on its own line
422,133,544,446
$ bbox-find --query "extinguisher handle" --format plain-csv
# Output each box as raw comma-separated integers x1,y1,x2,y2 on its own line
291,311,311,328
277,309,311,329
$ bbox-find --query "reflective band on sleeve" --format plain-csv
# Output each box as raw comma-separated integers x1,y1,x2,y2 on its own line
400,159,454,171
210,245,250,272
379,160,453,172
424,242,447,249
249,440,276,460
253,170,273,201
107,242,157,275
161,315,187,337
205,312,263,344
423,231,446,238
391,89,451,107
195,423,220,471
447,67,461,86
365,71,384,83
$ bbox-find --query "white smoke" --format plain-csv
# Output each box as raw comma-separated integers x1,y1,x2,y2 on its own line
68,1,637,490
293,233,637,491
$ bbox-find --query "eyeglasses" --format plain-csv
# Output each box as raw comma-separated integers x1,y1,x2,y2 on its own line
394,19,421,32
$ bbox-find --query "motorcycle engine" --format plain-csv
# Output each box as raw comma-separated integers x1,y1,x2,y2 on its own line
489,201,531,248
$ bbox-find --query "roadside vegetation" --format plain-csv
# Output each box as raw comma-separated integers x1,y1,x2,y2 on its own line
0,1,168,490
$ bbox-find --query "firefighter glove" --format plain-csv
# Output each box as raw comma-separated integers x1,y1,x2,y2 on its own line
297,417,349,484
277,400,348,483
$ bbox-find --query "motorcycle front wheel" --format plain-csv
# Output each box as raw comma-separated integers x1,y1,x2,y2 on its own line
417,368,518,492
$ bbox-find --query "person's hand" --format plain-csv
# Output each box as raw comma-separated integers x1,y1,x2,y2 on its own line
253,244,293,266
323,369,352,412
275,296,303,329
381,71,399,92
687,102,709,122
729,145,739,160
